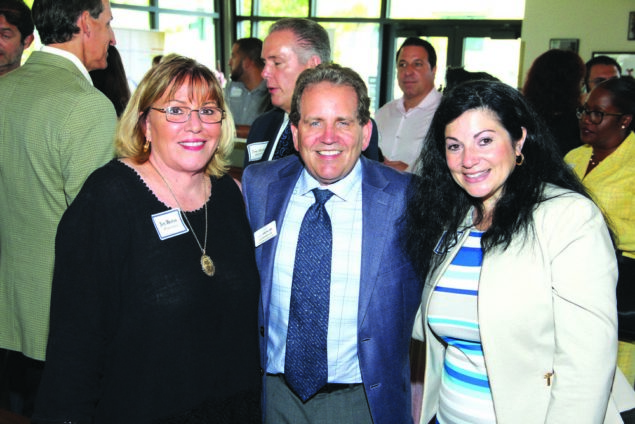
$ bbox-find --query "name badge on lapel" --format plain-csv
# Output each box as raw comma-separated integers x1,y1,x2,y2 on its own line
247,141,268,162
254,221,277,247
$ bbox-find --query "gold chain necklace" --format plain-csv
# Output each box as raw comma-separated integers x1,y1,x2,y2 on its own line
149,161,215,277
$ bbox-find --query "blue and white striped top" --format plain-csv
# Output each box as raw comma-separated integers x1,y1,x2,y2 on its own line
428,230,495,423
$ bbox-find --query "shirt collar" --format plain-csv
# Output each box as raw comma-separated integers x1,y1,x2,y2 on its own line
41,45,93,85
397,89,440,114
296,157,363,202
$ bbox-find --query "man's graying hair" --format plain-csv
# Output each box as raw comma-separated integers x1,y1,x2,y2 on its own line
32,0,103,45
290,63,370,127
269,18,331,65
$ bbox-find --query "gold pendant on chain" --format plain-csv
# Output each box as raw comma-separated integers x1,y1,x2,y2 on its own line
201,254,215,277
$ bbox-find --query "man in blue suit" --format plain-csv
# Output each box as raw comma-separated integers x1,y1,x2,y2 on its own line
242,63,423,424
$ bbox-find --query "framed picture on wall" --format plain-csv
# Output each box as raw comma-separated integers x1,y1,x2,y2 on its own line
629,12,635,40
592,52,635,77
549,38,579,53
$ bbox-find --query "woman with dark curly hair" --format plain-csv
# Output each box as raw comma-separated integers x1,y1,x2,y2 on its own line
522,49,585,157
406,80,635,423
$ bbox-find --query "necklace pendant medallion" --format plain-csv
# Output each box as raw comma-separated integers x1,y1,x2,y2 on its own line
201,254,215,277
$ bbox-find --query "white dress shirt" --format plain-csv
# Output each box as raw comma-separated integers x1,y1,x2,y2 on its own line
375,89,442,172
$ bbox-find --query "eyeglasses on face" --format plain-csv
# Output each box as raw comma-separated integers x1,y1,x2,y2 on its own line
575,106,624,125
151,106,225,124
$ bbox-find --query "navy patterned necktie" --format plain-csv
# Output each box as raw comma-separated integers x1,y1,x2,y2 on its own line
272,122,293,159
284,188,334,401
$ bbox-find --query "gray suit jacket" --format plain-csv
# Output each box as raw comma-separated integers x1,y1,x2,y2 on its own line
242,155,423,424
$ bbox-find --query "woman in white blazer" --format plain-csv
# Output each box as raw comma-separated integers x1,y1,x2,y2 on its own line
405,80,635,424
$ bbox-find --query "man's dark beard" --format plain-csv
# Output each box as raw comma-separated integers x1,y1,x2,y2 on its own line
230,63,243,81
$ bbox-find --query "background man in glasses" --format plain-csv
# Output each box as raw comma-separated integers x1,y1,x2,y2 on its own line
0,0,116,416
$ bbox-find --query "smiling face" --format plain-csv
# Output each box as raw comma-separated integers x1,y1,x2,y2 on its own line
261,29,318,113
445,108,525,215
144,80,222,179
82,0,116,71
0,14,33,76
292,82,371,186
397,45,436,107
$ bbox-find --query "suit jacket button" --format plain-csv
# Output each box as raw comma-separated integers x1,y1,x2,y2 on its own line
260,326,265,336
260,367,265,376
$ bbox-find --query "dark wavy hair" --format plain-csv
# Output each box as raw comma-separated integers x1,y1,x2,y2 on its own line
404,80,589,275
289,63,370,127
0,0,34,43
32,0,103,45
522,49,585,118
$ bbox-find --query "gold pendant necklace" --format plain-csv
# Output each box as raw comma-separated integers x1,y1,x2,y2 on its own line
149,161,215,277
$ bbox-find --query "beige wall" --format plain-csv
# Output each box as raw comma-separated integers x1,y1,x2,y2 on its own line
521,0,634,86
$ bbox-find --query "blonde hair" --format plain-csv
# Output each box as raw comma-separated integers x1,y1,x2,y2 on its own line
115,54,235,178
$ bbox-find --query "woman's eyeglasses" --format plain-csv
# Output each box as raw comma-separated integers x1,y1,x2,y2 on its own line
576,106,624,125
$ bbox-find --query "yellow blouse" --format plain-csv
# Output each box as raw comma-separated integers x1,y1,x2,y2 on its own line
565,131,635,258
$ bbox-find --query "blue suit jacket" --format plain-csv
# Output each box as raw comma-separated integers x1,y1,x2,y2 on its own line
243,107,380,167
242,155,422,424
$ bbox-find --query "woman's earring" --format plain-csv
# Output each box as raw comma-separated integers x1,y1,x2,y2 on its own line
143,139,150,153
515,153,525,166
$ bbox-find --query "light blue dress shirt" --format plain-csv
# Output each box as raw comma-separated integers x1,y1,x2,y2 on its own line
266,160,364,384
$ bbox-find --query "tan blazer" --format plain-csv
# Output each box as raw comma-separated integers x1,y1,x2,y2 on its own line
413,185,635,423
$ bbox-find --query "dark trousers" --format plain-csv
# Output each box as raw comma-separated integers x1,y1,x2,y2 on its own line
0,349,44,417
617,254,635,342
265,374,373,424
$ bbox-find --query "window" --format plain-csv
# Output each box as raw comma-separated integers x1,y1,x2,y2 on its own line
112,1,220,86
389,0,524,20
315,0,380,18
237,0,524,109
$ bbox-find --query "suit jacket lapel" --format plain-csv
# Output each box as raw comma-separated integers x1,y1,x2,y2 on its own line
262,109,286,162
358,158,393,324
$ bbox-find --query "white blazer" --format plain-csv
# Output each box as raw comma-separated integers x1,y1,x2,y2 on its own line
413,185,635,424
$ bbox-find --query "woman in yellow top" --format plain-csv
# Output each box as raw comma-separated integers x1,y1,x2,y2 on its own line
565,75,635,386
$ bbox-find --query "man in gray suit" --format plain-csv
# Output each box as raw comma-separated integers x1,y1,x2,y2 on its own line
242,63,422,424
0,0,116,415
